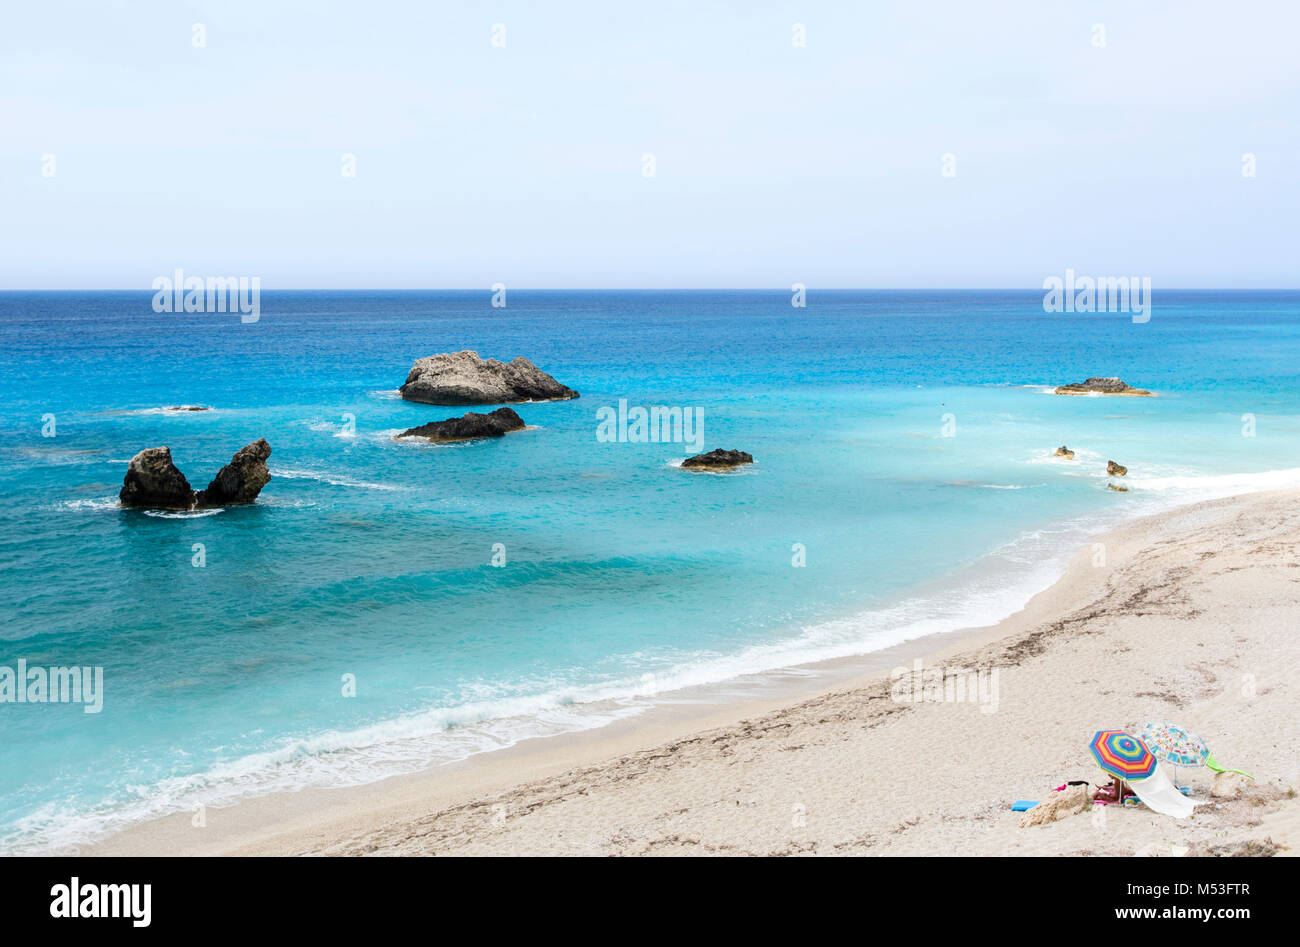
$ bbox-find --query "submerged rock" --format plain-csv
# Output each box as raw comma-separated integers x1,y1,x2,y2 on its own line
163,405,209,412
1108,483,1129,492
119,447,196,509
195,439,272,505
1054,445,1075,459
119,440,272,509
681,448,754,470
396,407,526,442
1107,460,1128,477
1054,377,1152,396
399,351,578,405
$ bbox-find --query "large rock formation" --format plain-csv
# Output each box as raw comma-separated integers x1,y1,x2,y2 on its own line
119,447,197,509
396,407,526,442
119,440,272,509
681,448,754,470
1053,445,1075,459
1054,377,1152,396
1107,460,1128,476
399,351,578,405
195,439,272,505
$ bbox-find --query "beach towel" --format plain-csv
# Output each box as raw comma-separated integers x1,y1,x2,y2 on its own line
1127,762,1195,818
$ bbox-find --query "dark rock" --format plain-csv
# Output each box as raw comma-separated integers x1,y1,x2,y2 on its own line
164,405,209,412
1054,445,1075,459
396,407,526,442
1107,460,1128,477
1054,377,1152,396
119,447,196,509
119,440,272,509
681,448,754,470
1108,483,1129,492
400,350,578,405
195,439,272,506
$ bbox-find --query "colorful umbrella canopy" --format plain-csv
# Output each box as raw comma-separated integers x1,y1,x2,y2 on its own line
1089,730,1158,780
1140,722,1210,768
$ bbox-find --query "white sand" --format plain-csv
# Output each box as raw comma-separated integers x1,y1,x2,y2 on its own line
90,489,1300,856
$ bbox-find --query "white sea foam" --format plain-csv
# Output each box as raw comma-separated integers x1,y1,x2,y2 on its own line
1124,466,1300,497
305,420,354,439
255,496,319,509
122,405,214,415
1028,386,1160,398
56,497,120,512
14,446,103,466
665,457,757,474
272,467,403,491
54,497,229,517
2,695,646,855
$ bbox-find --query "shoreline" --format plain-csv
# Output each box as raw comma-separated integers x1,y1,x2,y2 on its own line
23,473,1105,853
84,487,1300,856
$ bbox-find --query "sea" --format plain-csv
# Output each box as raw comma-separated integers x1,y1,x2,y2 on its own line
1,289,1297,852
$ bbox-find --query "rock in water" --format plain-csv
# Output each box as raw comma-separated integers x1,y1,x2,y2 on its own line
1107,460,1128,476
396,407,526,442
1054,377,1152,396
120,441,272,509
1054,445,1075,459
1108,483,1128,492
195,439,272,506
399,351,579,405
681,448,754,470
119,447,197,509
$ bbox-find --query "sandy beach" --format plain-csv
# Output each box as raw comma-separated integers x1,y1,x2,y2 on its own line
89,489,1300,857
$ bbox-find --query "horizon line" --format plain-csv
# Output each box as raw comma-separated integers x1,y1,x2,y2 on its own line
2,286,1297,293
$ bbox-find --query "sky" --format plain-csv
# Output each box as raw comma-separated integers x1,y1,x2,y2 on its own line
1,0,1297,289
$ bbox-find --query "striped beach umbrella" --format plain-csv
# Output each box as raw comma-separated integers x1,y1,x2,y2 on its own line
1089,730,1158,780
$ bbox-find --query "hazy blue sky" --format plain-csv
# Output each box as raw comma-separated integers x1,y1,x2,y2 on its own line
1,1,1296,288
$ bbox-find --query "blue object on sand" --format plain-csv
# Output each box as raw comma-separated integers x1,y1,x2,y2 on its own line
1011,800,1038,811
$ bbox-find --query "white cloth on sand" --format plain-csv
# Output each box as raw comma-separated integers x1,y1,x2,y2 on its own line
1128,762,1195,818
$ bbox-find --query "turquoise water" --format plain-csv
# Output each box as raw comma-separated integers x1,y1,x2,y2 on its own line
1,289,1297,851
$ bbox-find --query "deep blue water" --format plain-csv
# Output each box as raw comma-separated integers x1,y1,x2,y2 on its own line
1,289,1297,851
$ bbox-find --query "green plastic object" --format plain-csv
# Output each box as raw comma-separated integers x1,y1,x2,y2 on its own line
1205,754,1254,780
